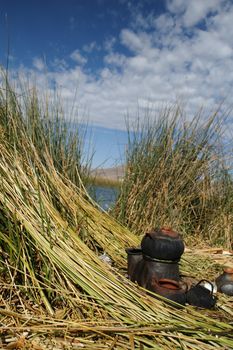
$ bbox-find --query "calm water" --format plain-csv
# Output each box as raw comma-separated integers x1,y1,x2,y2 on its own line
88,185,119,210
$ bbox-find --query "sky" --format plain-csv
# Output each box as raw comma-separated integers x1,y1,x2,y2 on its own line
1,0,233,168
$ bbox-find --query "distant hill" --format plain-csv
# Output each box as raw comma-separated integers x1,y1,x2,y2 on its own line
91,165,125,181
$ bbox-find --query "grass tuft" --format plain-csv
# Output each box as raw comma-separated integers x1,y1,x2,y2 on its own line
0,71,233,349
113,106,233,248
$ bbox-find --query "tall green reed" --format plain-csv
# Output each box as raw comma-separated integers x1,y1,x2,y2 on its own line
1,69,233,349
114,106,233,248
0,68,91,186
0,68,92,307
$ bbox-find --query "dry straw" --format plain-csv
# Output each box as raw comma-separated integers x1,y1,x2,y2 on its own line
0,129,232,349
0,75,233,349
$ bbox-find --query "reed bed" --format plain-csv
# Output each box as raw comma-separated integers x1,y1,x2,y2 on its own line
0,76,233,349
0,119,233,349
0,69,91,186
89,175,121,188
114,107,233,249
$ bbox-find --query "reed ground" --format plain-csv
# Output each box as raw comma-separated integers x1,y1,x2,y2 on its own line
0,74,233,349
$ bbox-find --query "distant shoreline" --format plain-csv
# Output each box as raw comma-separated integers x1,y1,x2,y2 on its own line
90,165,125,183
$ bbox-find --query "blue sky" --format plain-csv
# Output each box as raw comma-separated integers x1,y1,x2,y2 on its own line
1,0,233,168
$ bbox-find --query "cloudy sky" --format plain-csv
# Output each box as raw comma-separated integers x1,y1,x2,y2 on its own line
1,0,233,167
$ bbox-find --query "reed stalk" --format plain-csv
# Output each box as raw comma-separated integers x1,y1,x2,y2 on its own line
0,72,233,349
114,107,233,248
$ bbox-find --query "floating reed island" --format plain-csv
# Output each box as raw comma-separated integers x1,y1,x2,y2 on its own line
0,75,233,349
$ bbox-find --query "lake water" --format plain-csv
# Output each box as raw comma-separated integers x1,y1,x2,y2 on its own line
88,185,119,210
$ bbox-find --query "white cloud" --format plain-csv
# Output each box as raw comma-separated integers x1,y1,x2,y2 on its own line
83,41,100,53
15,0,233,131
182,0,220,27
104,52,126,67
52,58,68,71
103,37,116,52
120,29,151,52
167,0,220,27
70,50,87,65
33,57,46,71
154,13,175,33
